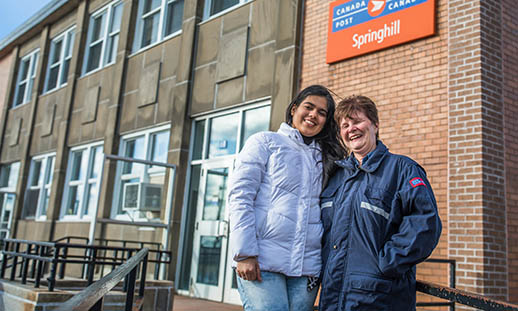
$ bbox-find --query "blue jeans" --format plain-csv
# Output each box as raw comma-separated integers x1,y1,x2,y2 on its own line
237,271,318,311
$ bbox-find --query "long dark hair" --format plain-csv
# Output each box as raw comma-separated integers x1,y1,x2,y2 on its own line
285,85,346,187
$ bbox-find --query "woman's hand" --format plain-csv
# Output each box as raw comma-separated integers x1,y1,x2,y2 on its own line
236,257,262,282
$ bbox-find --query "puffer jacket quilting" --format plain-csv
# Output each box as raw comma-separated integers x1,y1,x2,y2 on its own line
228,123,323,277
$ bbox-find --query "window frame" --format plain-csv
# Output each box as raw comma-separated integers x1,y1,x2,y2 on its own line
12,49,39,108
44,26,76,93
83,0,124,75
24,153,56,220
202,0,250,21
133,0,184,53
111,124,170,221
60,141,104,221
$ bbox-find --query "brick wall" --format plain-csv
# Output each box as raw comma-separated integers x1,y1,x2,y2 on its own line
301,0,449,291
503,0,518,303
448,0,508,303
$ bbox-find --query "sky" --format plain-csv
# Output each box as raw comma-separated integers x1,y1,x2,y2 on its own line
0,0,54,42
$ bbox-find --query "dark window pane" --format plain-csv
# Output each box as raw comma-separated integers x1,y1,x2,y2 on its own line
210,0,239,16
143,0,161,14
47,67,59,91
91,14,104,42
192,120,205,160
50,40,62,65
87,42,102,72
61,59,70,85
15,83,26,106
196,236,221,285
164,0,184,36
141,12,159,47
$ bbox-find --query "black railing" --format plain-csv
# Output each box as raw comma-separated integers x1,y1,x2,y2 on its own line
54,247,149,311
417,258,456,310
417,280,518,311
0,238,171,291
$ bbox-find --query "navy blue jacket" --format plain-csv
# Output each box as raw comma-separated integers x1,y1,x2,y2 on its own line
319,141,442,311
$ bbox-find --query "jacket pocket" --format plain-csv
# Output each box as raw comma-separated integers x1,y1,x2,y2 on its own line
345,274,392,311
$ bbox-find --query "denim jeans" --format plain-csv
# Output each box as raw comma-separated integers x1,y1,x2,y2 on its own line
237,271,318,311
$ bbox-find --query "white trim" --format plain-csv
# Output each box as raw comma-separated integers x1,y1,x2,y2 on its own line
360,201,390,220
111,124,171,221
12,49,39,107
24,152,56,220
60,141,104,220
82,0,123,75
132,0,184,53
44,25,76,93
201,0,251,23
321,201,333,209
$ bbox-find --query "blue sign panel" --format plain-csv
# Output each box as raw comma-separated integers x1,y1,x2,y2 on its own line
332,0,428,33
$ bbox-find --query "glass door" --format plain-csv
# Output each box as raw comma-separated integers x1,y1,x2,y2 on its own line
190,158,239,302
0,193,15,239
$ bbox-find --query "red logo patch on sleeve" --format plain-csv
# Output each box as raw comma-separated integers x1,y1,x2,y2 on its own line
409,177,426,188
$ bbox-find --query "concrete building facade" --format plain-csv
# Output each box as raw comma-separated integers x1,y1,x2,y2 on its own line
0,0,516,308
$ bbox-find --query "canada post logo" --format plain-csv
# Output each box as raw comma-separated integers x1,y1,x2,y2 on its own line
332,0,428,33
327,0,436,63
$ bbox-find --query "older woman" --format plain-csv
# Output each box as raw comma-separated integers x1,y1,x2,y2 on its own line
319,95,442,311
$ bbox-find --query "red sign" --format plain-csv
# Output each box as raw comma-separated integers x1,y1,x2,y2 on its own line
327,0,436,64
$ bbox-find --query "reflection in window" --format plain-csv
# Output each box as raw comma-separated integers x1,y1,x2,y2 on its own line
13,50,39,107
208,113,238,158
202,168,228,221
62,144,103,219
114,127,170,220
241,105,271,149
203,0,249,19
0,162,20,239
192,120,205,161
84,0,123,74
23,154,55,219
134,0,184,51
197,236,222,285
45,27,75,92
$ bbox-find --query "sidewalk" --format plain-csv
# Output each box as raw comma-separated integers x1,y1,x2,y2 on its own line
172,295,243,311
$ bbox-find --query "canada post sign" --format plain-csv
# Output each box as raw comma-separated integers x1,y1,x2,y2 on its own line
327,0,436,63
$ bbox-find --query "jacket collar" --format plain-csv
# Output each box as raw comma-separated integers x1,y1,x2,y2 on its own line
336,140,388,173
278,122,320,151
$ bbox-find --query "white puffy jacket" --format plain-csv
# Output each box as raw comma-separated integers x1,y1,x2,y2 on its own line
228,123,323,277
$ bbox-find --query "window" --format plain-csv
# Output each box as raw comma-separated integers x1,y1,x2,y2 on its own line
44,27,75,92
112,125,170,220
62,142,104,219
83,1,123,74
0,162,20,239
13,49,39,107
133,0,184,51
23,153,55,219
192,104,271,161
203,0,249,20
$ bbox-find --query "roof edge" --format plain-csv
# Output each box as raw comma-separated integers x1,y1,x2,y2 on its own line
0,0,70,53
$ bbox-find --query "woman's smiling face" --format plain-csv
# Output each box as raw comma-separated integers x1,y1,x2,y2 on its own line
291,95,328,137
339,110,378,163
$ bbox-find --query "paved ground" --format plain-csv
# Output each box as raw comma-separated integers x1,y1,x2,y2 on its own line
172,295,243,311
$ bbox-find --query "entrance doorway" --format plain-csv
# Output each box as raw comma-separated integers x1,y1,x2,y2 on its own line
189,158,240,304
177,102,271,305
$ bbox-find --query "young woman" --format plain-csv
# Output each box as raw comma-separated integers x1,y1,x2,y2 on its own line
228,85,345,311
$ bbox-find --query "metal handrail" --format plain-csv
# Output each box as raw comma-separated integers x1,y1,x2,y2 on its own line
54,248,149,311
417,280,518,310
0,238,171,291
